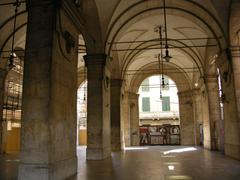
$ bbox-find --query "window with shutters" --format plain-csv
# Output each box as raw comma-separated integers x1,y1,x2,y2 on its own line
162,96,170,111
142,97,150,112
141,79,149,92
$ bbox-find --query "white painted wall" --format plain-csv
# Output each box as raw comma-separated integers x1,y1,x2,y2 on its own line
138,75,179,120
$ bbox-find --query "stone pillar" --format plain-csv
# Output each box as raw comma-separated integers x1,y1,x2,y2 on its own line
201,86,211,149
227,0,240,159
84,54,111,160
19,1,78,179
192,89,203,145
221,65,240,158
230,1,240,122
111,79,122,151
0,68,7,153
129,92,140,146
178,91,195,145
205,76,221,150
121,92,131,147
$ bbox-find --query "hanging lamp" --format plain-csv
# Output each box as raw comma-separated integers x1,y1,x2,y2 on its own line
155,26,165,99
163,0,172,62
8,0,21,70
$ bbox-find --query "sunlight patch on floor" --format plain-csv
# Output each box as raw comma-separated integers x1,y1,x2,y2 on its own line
166,175,192,180
163,147,197,155
124,147,149,151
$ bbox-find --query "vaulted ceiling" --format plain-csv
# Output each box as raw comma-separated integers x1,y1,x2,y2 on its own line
0,0,233,90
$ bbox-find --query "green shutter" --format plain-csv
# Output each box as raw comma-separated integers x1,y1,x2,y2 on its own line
141,79,149,91
162,96,170,111
142,97,150,112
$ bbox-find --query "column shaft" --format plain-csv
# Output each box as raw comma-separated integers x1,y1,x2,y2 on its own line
121,92,131,147
192,90,203,145
0,69,7,153
84,54,111,160
178,91,195,145
225,1,240,158
19,1,78,179
205,76,221,150
111,79,122,151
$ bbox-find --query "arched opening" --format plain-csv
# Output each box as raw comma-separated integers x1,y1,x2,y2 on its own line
76,33,87,156
77,80,87,147
106,0,228,152
2,53,23,153
138,75,180,145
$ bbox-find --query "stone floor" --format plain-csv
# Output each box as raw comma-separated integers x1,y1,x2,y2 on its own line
1,146,240,180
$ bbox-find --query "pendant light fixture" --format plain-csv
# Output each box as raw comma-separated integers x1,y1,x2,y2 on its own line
8,0,21,70
155,25,165,99
163,0,172,62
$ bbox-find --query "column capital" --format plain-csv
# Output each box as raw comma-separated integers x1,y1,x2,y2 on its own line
128,92,139,100
178,89,193,97
27,0,60,8
111,79,122,87
0,68,7,90
191,88,201,96
205,75,218,83
0,68,7,79
84,54,107,67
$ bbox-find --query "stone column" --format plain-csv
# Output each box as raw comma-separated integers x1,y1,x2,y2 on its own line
111,79,122,151
121,92,131,147
0,68,7,153
230,1,240,121
129,92,140,146
84,54,111,160
192,89,203,145
178,91,195,145
19,1,78,179
221,65,240,158
227,0,240,159
205,75,221,150
201,86,211,149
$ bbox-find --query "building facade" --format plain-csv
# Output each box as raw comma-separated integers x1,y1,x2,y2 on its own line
139,75,180,126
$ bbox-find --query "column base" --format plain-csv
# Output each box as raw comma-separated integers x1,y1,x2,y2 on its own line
181,138,195,146
18,156,77,180
204,139,211,149
86,147,111,160
111,128,121,151
131,134,140,146
203,140,218,150
111,145,121,151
